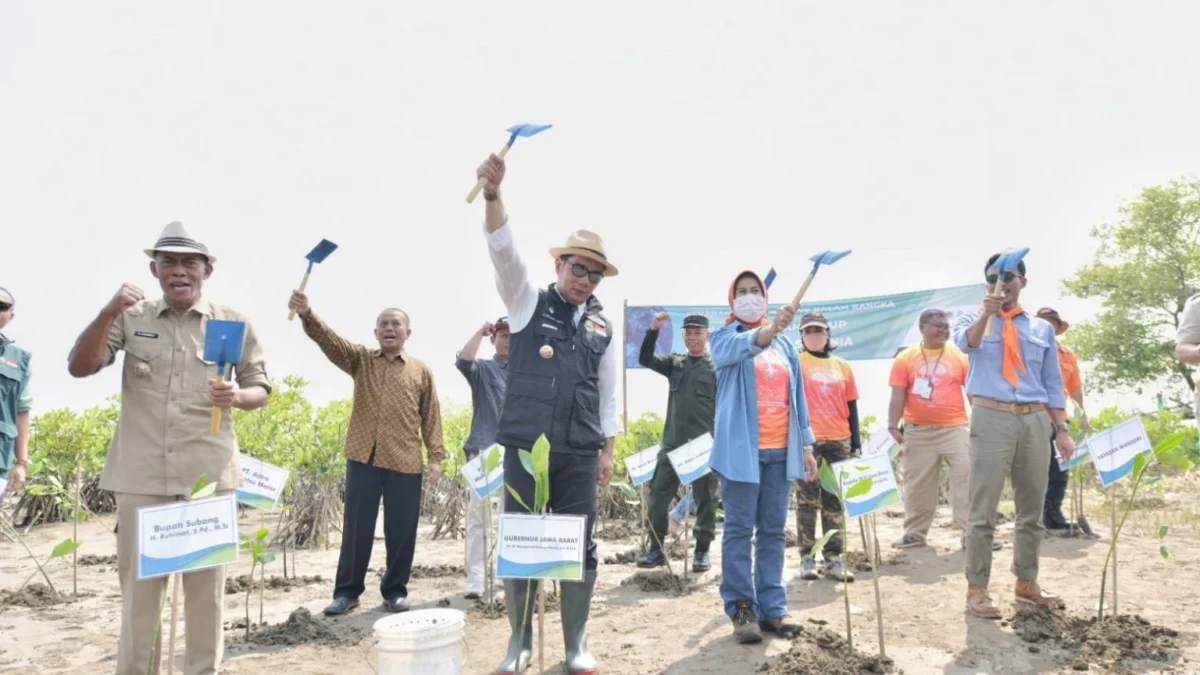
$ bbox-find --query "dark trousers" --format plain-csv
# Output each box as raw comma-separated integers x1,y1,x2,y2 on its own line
333,448,423,600
503,447,599,571
647,452,717,550
1044,432,1071,530
796,440,854,557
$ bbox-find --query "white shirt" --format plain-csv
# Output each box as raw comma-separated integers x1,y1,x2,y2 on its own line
484,220,620,439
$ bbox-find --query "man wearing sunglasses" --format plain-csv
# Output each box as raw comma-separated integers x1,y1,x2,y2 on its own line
0,287,32,496
953,253,1074,619
476,153,618,675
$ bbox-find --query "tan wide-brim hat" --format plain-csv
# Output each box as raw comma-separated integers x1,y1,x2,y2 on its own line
548,229,618,277
144,220,216,263
1036,307,1068,333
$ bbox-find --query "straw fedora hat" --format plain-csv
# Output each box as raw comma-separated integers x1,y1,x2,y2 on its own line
548,229,618,277
144,221,216,263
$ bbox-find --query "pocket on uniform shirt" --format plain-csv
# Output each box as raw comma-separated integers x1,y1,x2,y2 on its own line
696,377,716,400
123,343,169,392
186,348,220,392
567,387,604,449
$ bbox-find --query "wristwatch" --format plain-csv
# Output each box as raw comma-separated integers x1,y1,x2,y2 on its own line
1055,422,1069,432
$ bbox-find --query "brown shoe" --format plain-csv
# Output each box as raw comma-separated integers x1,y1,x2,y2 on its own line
759,615,802,638
1015,579,1065,608
731,600,763,644
967,584,1001,619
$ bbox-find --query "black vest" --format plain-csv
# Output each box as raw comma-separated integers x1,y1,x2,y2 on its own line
496,284,612,454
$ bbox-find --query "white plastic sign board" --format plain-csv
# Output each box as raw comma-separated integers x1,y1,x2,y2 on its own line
625,444,660,486
235,454,290,510
462,445,505,499
495,513,586,581
137,493,240,580
831,454,902,519
1085,416,1153,488
667,433,713,486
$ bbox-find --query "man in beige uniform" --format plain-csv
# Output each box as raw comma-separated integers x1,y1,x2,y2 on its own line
68,222,271,675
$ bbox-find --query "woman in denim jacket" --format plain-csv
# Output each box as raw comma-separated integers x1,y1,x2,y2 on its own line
709,270,818,644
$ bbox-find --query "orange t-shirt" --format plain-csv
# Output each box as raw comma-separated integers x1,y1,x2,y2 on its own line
888,342,969,427
799,352,858,441
1057,343,1083,419
755,347,791,449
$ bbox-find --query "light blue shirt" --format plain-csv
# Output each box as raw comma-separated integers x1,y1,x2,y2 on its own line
709,323,816,484
952,310,1067,409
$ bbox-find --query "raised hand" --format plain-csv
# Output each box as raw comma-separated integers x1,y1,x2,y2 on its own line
289,290,311,317
476,154,506,194
651,312,668,331
105,283,144,318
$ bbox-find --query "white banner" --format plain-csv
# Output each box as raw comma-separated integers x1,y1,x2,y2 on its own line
667,433,713,486
495,513,586,581
625,445,660,487
137,494,240,580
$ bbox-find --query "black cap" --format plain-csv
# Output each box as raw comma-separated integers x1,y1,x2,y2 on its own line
683,314,709,328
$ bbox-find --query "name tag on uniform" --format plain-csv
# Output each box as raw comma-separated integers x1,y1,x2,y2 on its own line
134,331,160,339
913,377,934,400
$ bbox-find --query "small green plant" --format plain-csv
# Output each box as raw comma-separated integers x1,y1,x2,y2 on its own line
1097,427,1193,620
504,434,554,674
818,458,874,652
240,525,275,637
1158,525,1170,560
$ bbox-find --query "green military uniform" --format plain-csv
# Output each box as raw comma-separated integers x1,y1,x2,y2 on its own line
637,314,718,569
0,285,32,485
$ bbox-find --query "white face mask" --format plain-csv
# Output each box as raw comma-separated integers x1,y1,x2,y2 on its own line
733,294,767,323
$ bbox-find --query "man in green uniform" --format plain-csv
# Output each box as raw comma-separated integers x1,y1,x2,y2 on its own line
0,286,32,495
637,312,718,572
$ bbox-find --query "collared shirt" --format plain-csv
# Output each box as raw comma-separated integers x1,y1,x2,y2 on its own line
82,297,271,497
456,353,507,454
952,309,1066,409
483,221,620,438
0,334,32,412
301,311,445,473
638,328,715,452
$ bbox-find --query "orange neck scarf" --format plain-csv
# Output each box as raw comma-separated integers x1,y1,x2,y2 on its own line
998,304,1027,386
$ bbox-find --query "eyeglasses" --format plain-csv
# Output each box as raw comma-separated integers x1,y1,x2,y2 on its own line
0,302,10,312
924,322,950,330
986,272,1022,285
570,263,603,284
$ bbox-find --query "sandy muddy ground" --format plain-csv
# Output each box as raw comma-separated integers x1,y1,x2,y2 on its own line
2,499,1198,674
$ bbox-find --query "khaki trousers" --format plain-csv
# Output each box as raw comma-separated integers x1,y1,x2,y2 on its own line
965,406,1052,588
116,492,227,675
901,424,969,540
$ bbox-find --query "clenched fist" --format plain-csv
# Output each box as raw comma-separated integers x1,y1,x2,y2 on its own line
289,290,311,317
105,283,144,318
476,154,506,194
650,312,668,331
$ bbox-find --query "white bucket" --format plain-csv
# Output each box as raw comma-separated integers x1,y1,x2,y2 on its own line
373,608,467,675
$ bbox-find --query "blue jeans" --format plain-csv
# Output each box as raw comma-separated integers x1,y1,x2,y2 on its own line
718,448,791,621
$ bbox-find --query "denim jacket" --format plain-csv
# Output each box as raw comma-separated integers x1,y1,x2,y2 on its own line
709,322,816,484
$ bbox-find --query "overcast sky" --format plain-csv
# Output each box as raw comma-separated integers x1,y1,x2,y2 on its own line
3,1,1198,432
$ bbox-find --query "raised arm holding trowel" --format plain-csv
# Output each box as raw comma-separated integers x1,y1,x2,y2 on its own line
788,250,851,311
465,123,552,203
288,239,338,321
